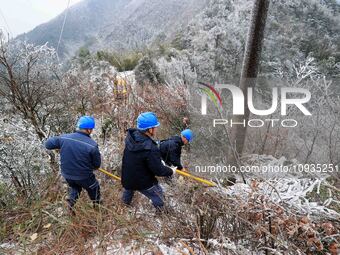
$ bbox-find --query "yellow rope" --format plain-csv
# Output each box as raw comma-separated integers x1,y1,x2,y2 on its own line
176,169,216,187
98,168,216,187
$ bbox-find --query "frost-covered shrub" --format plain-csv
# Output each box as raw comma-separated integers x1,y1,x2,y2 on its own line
0,34,65,139
0,116,51,203
156,49,197,87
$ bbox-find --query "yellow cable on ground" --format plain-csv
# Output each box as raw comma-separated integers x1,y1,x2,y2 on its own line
98,168,216,187
99,168,121,181
176,169,217,187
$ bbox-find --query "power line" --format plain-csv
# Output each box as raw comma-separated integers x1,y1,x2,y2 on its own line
56,0,71,58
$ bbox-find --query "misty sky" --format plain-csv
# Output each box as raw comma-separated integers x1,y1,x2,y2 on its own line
0,0,83,37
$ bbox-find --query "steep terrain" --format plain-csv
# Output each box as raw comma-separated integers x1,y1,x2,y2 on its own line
17,0,208,58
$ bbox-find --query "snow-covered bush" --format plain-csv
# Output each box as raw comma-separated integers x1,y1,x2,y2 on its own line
0,33,65,139
156,49,197,87
0,116,52,204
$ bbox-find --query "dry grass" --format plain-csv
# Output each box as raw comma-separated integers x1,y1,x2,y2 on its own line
1,173,339,254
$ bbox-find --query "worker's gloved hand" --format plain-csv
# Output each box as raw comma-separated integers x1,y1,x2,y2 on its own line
171,166,177,175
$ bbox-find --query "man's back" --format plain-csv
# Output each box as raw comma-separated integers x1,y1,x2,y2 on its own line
45,131,101,180
121,129,172,190
160,136,183,169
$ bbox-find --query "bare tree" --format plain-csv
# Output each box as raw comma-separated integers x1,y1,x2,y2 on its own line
0,31,62,140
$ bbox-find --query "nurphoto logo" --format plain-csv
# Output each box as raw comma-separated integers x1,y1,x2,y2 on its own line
198,82,312,128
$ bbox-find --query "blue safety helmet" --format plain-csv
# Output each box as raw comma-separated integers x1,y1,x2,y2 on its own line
181,129,194,142
137,112,160,130
77,116,95,129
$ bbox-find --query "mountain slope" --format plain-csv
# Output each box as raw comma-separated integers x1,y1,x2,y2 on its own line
17,0,208,58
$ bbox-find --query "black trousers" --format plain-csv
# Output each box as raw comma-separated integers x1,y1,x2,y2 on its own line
65,174,101,207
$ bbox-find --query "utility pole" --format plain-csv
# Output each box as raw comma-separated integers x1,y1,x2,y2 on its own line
232,0,270,156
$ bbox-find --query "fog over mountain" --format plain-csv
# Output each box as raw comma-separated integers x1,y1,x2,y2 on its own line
17,0,208,58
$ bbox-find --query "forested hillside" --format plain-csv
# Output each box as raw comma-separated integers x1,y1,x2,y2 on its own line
17,0,208,58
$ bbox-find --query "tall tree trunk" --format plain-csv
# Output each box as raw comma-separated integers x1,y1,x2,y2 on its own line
231,0,270,156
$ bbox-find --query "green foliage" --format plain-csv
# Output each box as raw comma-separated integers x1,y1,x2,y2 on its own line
75,47,92,66
0,182,14,209
96,50,142,71
170,31,187,51
78,47,91,59
134,56,164,85
155,43,179,61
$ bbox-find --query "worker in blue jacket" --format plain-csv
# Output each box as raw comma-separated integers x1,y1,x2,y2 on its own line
160,129,194,170
121,112,175,211
45,116,101,211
